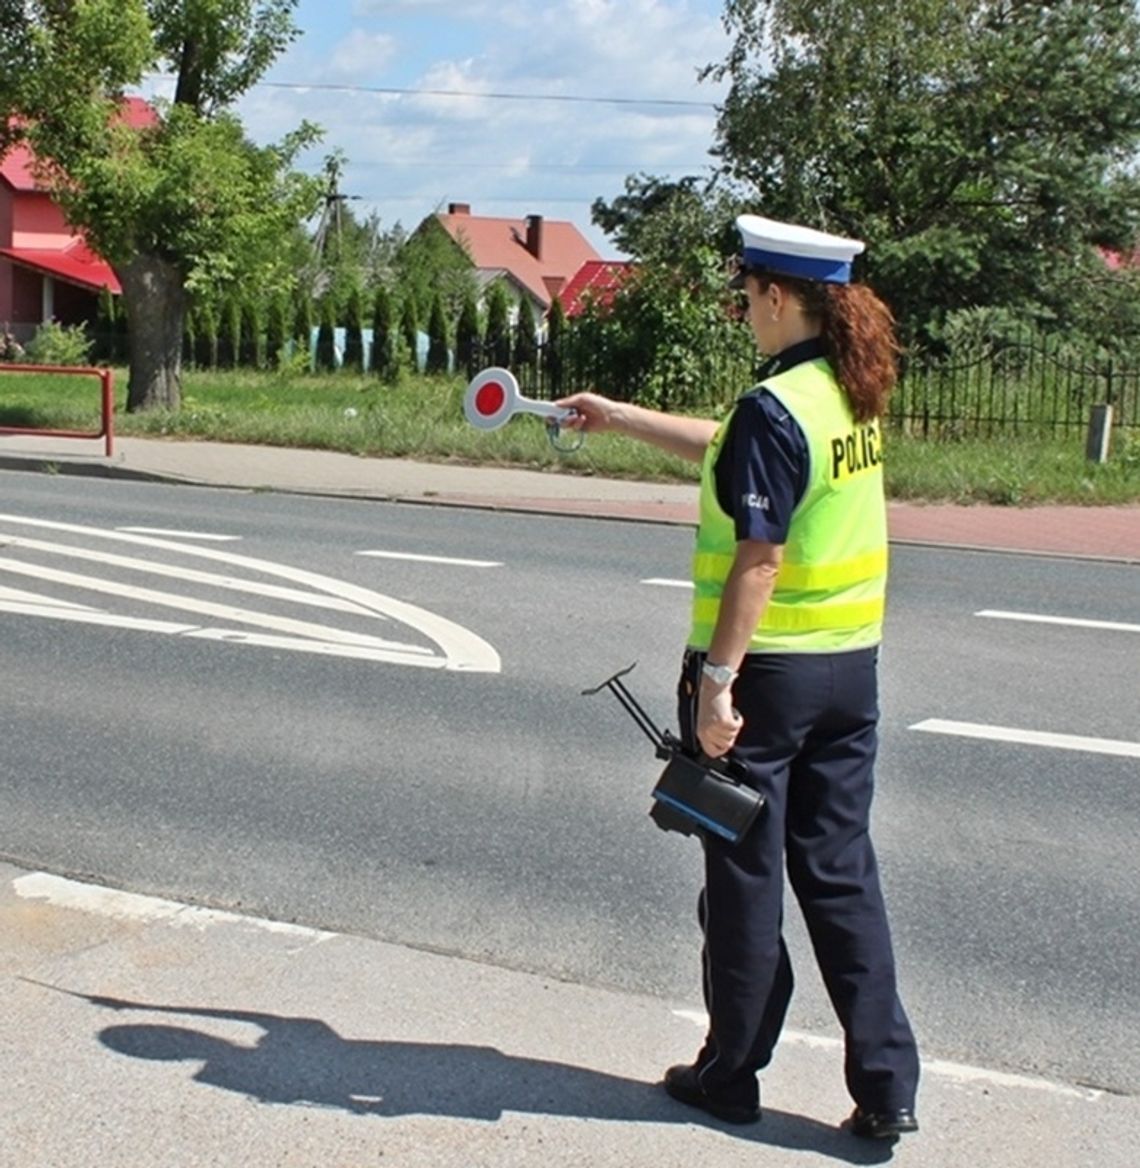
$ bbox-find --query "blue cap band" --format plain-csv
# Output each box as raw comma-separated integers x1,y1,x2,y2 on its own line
741,247,853,284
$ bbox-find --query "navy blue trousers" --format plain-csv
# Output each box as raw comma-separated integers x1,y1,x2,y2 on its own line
677,647,919,1113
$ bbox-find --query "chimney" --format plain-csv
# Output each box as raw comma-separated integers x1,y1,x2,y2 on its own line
526,214,544,260
448,202,471,216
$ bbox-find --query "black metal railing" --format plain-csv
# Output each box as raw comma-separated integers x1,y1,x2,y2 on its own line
891,337,1138,438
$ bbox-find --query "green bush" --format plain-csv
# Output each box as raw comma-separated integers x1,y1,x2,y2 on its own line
344,286,365,372
426,291,449,374
486,283,511,368
315,299,337,372
456,291,481,379
23,321,93,366
370,284,397,382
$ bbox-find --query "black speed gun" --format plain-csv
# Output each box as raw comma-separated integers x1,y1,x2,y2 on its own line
583,664,765,845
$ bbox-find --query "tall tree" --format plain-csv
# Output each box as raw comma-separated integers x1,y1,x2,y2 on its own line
343,285,365,372
592,174,725,258
485,283,511,369
425,292,449,375
397,217,480,322
455,291,481,380
0,1,322,409
292,288,313,366
315,298,337,372
265,293,288,368
399,295,419,371
514,297,538,374
705,0,1140,337
545,296,565,396
369,284,397,381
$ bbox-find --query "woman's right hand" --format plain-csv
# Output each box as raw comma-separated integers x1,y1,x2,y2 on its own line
555,392,621,434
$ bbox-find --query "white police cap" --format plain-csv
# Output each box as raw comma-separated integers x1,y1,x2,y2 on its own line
734,214,865,286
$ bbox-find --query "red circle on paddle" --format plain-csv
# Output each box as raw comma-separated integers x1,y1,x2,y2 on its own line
474,381,506,417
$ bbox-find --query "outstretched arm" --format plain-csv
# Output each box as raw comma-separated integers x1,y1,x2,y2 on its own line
557,392,718,464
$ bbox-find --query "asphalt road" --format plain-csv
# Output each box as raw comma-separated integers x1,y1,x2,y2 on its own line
1,473,1136,1097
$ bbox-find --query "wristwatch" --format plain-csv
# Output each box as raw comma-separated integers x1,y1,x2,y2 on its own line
701,660,737,687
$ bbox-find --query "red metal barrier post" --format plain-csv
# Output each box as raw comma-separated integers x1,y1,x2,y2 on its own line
0,363,115,457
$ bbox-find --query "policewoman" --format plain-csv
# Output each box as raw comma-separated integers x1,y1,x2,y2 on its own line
559,215,920,1140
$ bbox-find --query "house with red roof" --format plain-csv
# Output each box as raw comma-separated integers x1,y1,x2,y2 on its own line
0,97,155,339
430,203,621,317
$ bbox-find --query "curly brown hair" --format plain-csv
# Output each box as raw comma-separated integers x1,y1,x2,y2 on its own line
749,272,901,422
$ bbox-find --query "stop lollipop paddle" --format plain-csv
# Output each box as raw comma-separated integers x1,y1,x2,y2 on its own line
463,367,581,451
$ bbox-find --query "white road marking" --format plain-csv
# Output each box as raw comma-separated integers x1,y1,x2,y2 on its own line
641,578,693,588
0,514,501,672
0,556,423,651
0,584,95,610
0,602,454,663
910,718,1140,759
117,526,240,542
357,550,502,568
13,872,332,941
977,609,1140,634
671,1009,1102,1100
3,533,383,617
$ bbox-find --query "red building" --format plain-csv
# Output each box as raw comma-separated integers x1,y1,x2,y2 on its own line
431,203,625,317
0,98,155,340
558,259,634,317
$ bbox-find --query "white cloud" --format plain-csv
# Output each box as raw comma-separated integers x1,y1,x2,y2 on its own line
229,0,732,252
353,0,495,13
327,30,397,79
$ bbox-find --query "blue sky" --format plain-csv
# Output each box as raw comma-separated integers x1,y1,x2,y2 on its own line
161,1,734,256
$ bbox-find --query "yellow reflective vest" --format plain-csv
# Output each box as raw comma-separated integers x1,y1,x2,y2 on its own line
689,356,888,653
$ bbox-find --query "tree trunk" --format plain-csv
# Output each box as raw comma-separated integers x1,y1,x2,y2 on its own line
118,253,187,412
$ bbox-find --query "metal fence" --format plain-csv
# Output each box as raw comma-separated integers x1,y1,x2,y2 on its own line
891,338,1139,438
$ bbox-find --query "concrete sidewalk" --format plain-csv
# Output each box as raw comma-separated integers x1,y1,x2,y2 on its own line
0,432,1138,561
5,865,1135,1168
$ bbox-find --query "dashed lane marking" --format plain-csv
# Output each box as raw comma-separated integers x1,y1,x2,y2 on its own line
977,609,1140,634
910,718,1140,759
356,550,503,568
641,578,693,588
117,527,240,542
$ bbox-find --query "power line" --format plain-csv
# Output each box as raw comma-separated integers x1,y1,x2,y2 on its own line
142,74,718,110
257,80,719,110
350,159,713,173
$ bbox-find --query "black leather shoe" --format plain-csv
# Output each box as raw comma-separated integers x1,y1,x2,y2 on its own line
848,1107,919,1139
662,1063,761,1125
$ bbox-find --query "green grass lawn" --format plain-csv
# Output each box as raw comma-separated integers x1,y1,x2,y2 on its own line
2,364,1138,504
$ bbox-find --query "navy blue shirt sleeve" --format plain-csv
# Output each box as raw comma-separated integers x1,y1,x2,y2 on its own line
713,390,809,544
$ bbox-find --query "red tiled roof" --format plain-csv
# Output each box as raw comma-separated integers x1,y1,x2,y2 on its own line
2,97,158,192
0,240,120,293
559,260,634,317
436,208,601,308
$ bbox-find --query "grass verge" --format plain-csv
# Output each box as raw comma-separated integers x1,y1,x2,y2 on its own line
1,365,1137,505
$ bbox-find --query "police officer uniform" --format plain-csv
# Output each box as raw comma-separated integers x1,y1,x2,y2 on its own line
665,216,920,1137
